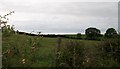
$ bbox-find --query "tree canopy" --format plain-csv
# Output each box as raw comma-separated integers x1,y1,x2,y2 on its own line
105,28,117,38
85,27,101,40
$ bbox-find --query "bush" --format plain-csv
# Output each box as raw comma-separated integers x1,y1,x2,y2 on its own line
2,25,15,37
98,36,120,66
77,33,81,39
55,40,85,68
2,35,42,67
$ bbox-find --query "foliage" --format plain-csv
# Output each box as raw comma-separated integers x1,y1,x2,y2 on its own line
77,33,81,39
0,11,15,37
85,27,101,40
2,34,56,67
56,40,85,68
104,28,117,38
97,36,120,66
2,33,120,67
2,25,15,37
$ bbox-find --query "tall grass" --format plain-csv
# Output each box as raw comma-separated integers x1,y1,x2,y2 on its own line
55,39,85,68
2,25,120,67
96,36,120,67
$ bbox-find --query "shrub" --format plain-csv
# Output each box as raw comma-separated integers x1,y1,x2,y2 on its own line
56,40,85,68
77,33,81,39
2,25,15,37
98,36,120,66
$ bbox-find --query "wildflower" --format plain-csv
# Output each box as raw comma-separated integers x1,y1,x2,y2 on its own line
86,58,90,63
23,61,25,64
40,36,43,39
3,51,7,55
82,61,85,65
31,46,35,49
22,59,25,62
21,58,26,64
32,42,35,46
3,49,11,55
7,49,11,54
31,45,36,52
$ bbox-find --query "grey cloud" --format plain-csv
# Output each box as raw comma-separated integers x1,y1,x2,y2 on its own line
0,1,118,34
1,2,117,18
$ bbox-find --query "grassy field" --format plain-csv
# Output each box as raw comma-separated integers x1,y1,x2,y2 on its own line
2,33,101,67
64,34,86,39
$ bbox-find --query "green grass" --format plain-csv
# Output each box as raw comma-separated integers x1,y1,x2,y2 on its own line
65,34,86,39
2,34,100,67
3,33,120,67
2,34,56,67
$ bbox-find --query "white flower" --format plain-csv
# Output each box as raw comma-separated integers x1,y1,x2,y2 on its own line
22,59,25,62
22,61,25,64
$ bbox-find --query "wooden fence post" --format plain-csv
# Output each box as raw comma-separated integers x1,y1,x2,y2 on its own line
55,36,62,67
56,36,62,52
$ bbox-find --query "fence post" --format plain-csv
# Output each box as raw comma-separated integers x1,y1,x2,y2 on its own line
55,36,62,67
56,36,62,52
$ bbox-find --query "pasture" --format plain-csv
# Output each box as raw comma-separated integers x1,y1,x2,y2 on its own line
2,34,101,67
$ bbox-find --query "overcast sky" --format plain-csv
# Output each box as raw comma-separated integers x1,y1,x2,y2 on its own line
0,0,119,34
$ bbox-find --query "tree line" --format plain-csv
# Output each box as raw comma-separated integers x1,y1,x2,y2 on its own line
84,27,118,40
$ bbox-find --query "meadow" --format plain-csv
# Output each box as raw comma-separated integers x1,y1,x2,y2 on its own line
2,33,100,67
1,24,120,68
